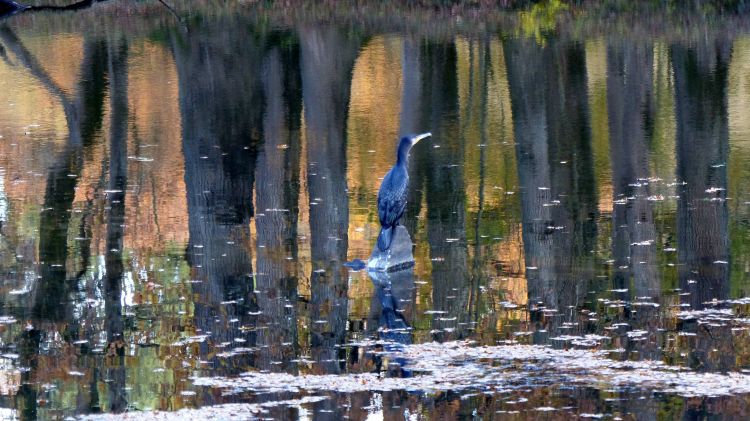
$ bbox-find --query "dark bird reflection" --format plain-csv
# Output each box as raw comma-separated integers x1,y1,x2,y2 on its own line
368,269,414,348
367,265,415,378
361,221,417,380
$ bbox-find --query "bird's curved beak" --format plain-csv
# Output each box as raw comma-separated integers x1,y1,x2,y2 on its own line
412,132,432,145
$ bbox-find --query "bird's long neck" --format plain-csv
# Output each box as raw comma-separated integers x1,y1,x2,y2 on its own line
396,141,411,168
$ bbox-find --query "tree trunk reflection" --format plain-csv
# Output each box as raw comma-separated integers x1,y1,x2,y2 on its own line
672,40,730,310
103,35,128,413
607,40,659,299
505,38,597,343
171,22,262,374
300,26,359,376
255,40,303,374
416,41,469,341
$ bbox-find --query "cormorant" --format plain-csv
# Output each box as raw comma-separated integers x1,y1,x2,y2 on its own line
376,132,431,252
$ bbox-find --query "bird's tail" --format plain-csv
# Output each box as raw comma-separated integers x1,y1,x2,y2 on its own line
377,226,393,252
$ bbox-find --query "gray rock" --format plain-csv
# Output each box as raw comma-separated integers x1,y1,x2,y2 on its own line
367,225,414,272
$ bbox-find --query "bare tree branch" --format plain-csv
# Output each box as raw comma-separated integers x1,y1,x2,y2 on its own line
0,0,106,17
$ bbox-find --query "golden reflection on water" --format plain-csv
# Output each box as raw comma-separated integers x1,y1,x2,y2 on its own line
346,35,403,258
23,33,84,97
124,41,188,251
586,38,612,215
729,36,750,213
0,36,72,209
650,41,677,200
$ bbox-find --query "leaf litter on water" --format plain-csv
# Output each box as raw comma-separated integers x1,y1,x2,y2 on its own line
189,341,750,398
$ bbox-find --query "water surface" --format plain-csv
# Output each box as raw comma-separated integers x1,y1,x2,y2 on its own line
1,2,750,419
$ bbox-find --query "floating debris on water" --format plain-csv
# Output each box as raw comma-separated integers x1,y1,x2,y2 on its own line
171,335,210,346
192,341,750,398
78,396,328,420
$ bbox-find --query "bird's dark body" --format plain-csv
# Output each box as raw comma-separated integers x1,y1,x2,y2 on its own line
376,134,429,252
377,165,409,251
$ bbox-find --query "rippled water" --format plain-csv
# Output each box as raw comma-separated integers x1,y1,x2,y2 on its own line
2,1,750,419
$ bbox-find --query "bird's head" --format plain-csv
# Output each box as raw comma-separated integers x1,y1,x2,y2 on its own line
399,132,431,150
410,132,431,145
397,132,431,164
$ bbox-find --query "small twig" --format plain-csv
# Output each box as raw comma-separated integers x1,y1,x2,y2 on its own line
157,0,178,18
157,0,186,29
